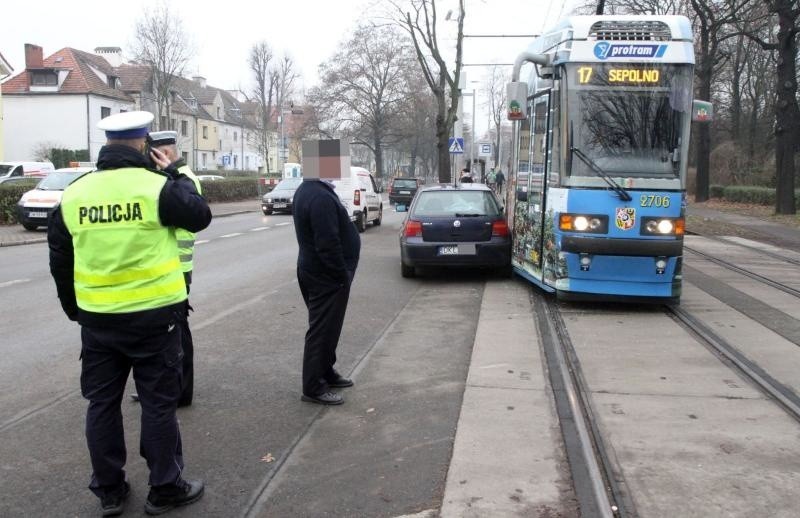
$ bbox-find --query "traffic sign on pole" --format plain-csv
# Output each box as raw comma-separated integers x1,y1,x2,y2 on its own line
478,142,492,157
448,137,465,154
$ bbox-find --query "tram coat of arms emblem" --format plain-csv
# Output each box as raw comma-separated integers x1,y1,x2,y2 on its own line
615,207,636,230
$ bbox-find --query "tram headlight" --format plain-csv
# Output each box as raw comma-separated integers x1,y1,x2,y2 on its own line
641,217,684,236
559,214,608,234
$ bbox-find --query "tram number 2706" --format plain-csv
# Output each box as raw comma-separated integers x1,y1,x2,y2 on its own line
640,195,671,208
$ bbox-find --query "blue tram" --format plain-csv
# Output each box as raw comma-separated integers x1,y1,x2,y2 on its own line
505,15,708,303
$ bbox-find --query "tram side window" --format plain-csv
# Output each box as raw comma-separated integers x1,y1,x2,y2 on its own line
549,91,560,186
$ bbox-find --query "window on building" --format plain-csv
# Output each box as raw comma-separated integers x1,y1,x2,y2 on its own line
170,118,176,130
217,107,221,118
181,120,188,136
160,116,168,130
182,152,188,162
107,76,118,88
234,131,238,142
219,140,222,149
100,106,111,119
202,126,208,139
202,153,207,169
234,155,238,168
31,71,58,86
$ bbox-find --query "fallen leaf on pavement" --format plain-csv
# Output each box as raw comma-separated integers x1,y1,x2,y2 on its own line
260,453,275,463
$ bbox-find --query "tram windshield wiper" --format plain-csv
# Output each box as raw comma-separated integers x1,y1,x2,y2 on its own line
570,146,633,202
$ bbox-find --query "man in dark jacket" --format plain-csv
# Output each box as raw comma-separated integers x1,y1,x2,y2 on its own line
292,140,361,405
48,111,211,516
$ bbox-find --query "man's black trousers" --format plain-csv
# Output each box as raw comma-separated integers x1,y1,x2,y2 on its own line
297,269,352,396
80,323,184,497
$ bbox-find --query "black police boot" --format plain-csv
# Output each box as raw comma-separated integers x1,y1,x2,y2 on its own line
326,372,354,388
144,478,204,515
100,480,130,517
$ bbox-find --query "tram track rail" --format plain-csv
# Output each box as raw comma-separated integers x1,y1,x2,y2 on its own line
684,244,800,300
667,304,800,425
533,292,631,518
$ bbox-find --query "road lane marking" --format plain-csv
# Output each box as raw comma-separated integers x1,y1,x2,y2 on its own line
195,240,210,245
250,227,270,231
220,233,243,238
275,222,292,227
0,279,31,288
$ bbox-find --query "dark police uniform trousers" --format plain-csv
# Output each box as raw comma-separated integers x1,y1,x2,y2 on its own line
180,271,194,406
81,321,185,495
297,269,353,395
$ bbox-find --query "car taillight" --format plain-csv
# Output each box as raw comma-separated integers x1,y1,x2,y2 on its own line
492,220,509,237
354,189,361,206
404,220,422,237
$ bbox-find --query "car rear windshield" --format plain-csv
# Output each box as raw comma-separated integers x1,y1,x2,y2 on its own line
392,179,417,188
412,190,501,217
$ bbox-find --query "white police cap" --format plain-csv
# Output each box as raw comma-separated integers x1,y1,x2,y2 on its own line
97,111,154,139
149,131,178,146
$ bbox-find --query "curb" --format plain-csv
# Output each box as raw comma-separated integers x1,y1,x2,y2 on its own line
213,209,259,218
0,237,47,248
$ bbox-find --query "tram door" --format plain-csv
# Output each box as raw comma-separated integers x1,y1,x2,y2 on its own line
512,91,551,282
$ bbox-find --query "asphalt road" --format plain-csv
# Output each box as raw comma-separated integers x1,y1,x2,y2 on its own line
0,208,488,517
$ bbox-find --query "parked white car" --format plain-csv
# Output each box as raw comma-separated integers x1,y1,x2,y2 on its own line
0,161,55,180
16,167,92,230
333,166,383,232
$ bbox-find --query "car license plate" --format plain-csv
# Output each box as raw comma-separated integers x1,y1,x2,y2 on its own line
28,211,47,218
400,190,411,194
439,245,458,255
273,203,286,208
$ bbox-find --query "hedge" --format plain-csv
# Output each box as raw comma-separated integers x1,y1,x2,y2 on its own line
0,181,40,224
199,178,263,203
709,184,800,206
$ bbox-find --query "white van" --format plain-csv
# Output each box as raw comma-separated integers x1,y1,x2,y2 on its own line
333,166,383,232
0,161,55,180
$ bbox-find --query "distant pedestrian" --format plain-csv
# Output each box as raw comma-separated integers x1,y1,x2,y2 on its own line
495,169,505,196
460,168,473,184
48,111,210,516
293,140,360,405
487,168,497,191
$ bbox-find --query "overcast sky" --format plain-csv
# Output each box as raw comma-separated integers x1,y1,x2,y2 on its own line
3,0,578,134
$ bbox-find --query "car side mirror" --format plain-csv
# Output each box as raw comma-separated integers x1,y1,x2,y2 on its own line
396,204,408,213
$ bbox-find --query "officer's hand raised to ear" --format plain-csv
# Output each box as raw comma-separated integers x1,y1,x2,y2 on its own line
150,147,172,170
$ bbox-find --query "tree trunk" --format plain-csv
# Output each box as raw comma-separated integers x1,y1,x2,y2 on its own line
773,0,798,214
374,135,384,181
694,28,712,203
730,34,744,142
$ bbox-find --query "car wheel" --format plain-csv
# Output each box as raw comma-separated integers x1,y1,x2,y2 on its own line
263,209,273,215
373,206,382,226
22,221,38,231
357,210,367,233
401,262,416,278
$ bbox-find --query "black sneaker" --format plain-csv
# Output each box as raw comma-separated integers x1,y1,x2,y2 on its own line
100,480,130,517
301,392,344,405
144,479,204,515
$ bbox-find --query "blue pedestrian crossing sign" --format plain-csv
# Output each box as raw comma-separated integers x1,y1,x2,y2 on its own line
448,137,465,154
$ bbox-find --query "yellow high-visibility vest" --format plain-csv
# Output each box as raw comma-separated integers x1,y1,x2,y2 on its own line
176,164,201,274
61,167,186,313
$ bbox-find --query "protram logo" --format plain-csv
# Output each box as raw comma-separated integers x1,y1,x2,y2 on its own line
594,42,667,60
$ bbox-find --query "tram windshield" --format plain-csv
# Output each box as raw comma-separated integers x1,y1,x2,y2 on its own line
566,63,693,179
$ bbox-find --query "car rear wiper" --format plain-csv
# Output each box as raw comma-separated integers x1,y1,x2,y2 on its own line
570,146,632,202
454,213,483,217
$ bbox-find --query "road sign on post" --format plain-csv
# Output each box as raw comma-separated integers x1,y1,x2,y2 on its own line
478,142,492,157
448,137,465,154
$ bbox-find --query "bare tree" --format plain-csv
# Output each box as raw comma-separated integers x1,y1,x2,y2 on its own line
484,65,507,169
248,41,276,173
739,0,799,214
396,0,465,183
312,24,413,180
133,2,193,131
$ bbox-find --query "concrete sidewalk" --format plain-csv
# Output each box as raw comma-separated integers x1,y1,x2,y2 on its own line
0,198,261,247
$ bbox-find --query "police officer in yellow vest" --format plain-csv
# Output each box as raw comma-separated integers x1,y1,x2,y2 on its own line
148,130,200,408
48,111,211,516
